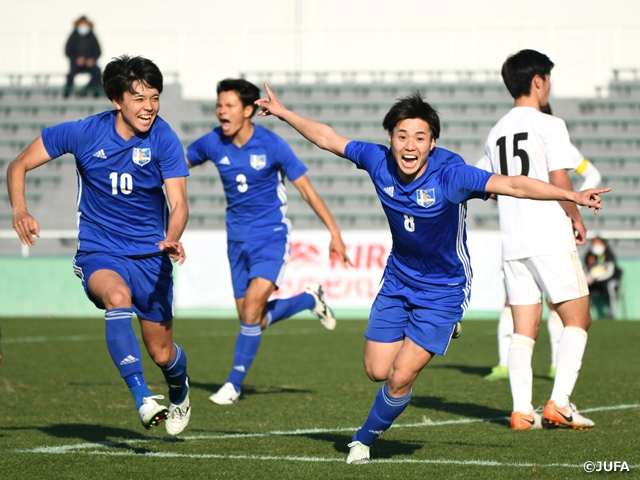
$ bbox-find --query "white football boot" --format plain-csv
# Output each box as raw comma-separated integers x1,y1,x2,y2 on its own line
209,382,240,405
346,441,371,464
306,283,336,331
139,395,168,429
166,378,191,436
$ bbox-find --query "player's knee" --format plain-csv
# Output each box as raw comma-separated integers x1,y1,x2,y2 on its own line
240,304,264,325
387,367,416,393
364,362,388,382
102,288,131,310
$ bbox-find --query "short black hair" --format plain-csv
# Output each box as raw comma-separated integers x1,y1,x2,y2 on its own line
382,91,440,139
217,78,261,117
501,49,554,100
102,55,163,101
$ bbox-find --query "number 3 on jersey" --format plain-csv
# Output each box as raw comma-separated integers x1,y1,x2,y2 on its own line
497,132,529,176
236,174,248,193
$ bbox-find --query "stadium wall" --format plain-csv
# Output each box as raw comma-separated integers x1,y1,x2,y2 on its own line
1,251,638,320
2,0,640,98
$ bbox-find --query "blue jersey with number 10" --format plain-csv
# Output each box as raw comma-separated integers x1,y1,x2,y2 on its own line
344,141,493,293
41,111,189,256
186,125,308,242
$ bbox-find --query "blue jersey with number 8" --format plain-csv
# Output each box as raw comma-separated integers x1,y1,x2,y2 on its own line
344,141,492,289
41,111,188,255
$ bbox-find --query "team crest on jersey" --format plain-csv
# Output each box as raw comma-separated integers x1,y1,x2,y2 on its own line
132,148,151,166
416,188,436,208
250,154,267,170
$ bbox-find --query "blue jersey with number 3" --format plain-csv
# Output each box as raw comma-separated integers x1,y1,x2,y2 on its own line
186,125,308,242
344,141,493,290
41,111,188,255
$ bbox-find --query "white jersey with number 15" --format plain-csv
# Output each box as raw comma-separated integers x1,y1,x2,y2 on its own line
481,106,578,261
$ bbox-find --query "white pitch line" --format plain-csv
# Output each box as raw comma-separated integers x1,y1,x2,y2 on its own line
2,377,15,393
34,450,640,469
17,403,640,456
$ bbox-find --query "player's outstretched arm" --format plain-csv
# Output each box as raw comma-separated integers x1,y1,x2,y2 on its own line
7,136,53,246
292,175,354,267
160,176,188,265
255,83,351,158
485,174,611,211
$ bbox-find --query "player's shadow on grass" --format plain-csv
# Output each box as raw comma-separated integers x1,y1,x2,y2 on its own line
301,432,422,459
190,380,313,398
3,424,164,454
410,396,509,427
430,364,556,382
429,364,497,378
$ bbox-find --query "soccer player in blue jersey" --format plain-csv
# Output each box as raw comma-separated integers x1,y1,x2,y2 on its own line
254,84,609,463
186,78,352,405
7,55,192,435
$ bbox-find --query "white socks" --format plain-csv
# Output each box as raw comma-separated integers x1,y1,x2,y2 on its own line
508,334,535,413
547,310,563,368
550,326,588,408
497,306,514,367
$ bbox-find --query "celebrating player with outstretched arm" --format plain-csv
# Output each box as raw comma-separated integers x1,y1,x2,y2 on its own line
255,83,609,464
7,55,191,435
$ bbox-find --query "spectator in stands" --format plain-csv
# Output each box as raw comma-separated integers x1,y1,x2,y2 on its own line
584,237,622,319
64,16,102,98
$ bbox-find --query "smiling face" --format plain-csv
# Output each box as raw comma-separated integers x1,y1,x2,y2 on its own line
112,81,159,140
216,90,254,140
389,118,436,183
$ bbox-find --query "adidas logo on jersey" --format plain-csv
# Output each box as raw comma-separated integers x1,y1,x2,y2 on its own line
384,186,394,197
233,365,246,373
219,156,231,165
92,149,107,159
119,355,139,365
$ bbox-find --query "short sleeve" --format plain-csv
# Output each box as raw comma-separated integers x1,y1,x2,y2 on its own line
159,127,189,179
440,160,493,204
544,118,574,172
41,120,83,159
186,134,213,167
275,136,307,181
344,141,388,173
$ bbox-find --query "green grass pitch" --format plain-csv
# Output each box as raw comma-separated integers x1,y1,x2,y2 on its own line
0,317,638,479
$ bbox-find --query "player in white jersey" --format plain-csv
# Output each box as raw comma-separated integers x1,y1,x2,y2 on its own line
482,49,599,430
480,103,602,382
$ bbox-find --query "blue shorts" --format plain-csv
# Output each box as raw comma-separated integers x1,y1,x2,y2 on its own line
366,268,468,356
227,235,290,299
72,251,174,322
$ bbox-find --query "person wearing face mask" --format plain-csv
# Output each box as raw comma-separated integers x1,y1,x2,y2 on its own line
64,15,102,98
584,237,622,319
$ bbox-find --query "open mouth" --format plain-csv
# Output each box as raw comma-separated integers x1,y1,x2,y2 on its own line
138,114,153,125
401,155,418,166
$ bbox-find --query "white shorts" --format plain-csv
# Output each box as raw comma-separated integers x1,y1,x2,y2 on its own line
503,251,589,305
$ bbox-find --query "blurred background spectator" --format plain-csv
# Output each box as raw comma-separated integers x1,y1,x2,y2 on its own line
63,15,102,98
584,237,623,319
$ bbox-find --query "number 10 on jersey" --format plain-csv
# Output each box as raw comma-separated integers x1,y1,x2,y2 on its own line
110,172,133,195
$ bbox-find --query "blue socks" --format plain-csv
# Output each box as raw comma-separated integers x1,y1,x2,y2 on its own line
160,343,189,404
226,322,262,392
105,308,151,409
353,383,412,446
265,292,316,327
